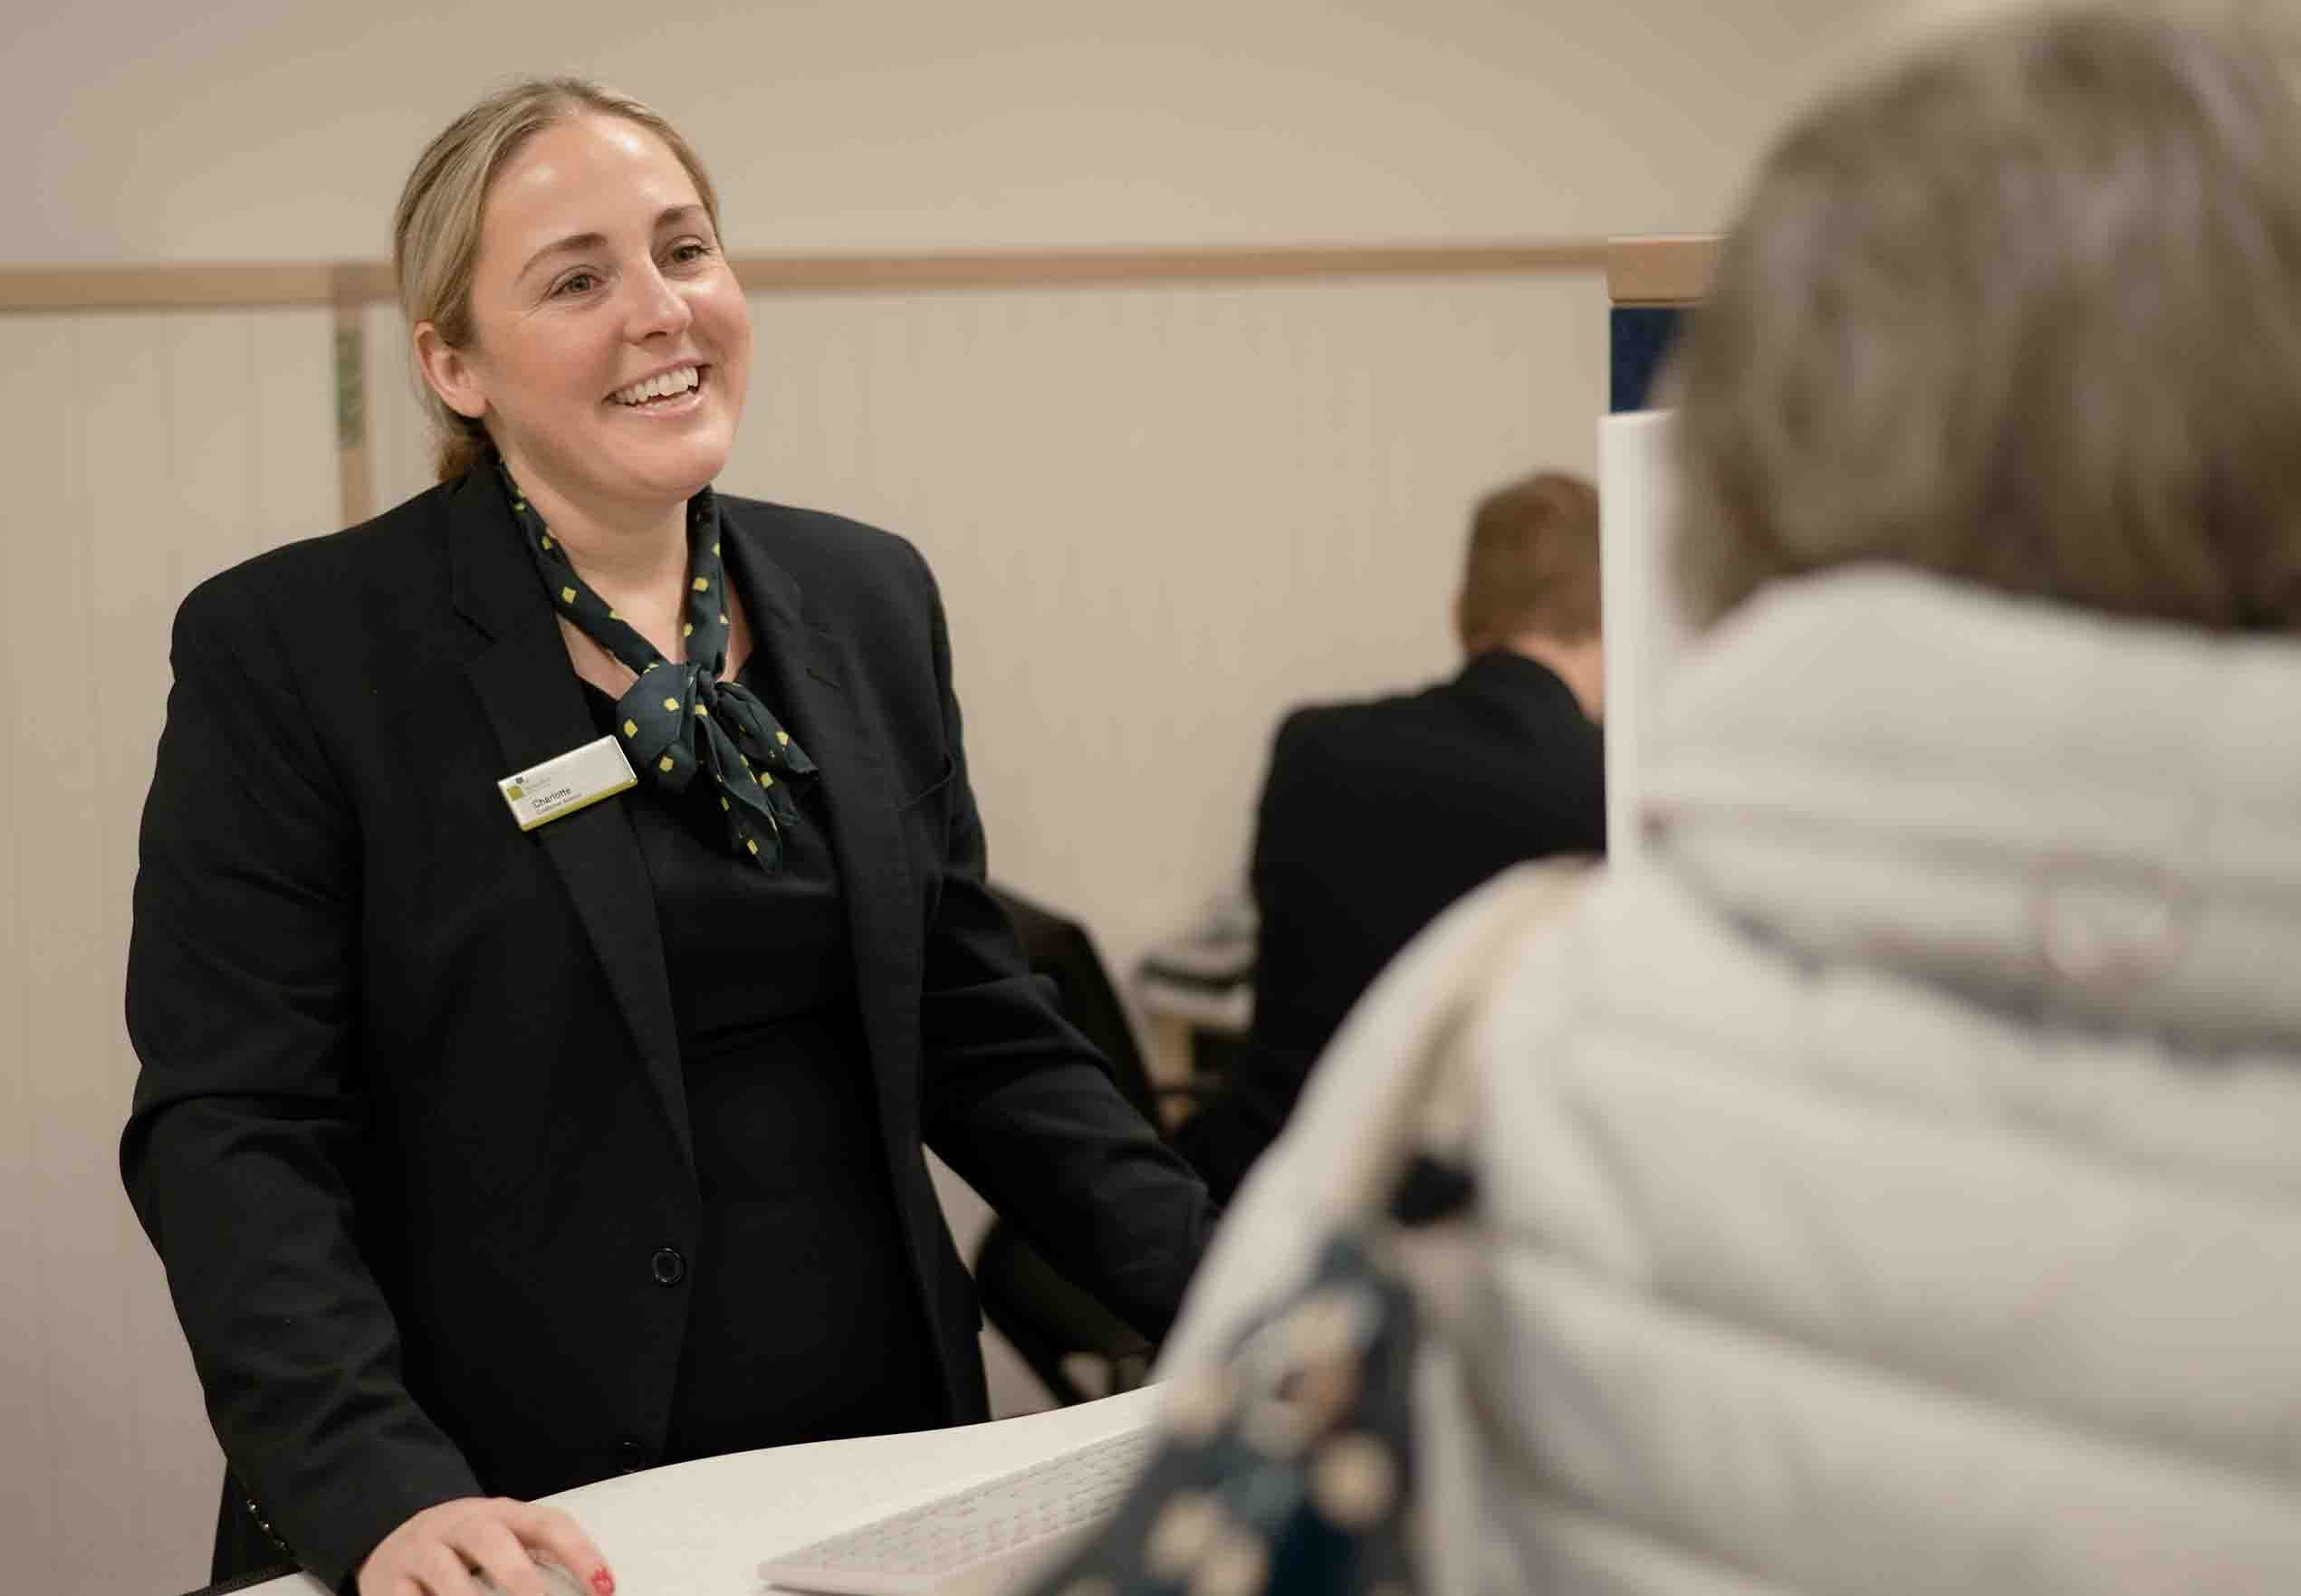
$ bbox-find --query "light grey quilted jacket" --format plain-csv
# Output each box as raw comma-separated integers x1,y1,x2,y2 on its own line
1160,569,2301,1595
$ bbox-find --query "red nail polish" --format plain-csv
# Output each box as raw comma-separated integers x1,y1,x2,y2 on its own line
591,1570,615,1596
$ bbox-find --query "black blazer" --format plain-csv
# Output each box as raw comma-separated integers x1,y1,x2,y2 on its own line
120,471,1213,1591
1174,650,1605,1202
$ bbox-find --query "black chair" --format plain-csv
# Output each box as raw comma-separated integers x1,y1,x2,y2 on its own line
977,884,1216,1406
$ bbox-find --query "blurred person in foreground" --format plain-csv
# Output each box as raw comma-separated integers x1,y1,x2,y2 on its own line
1156,5,2301,1591
120,77,1211,1596
1173,473,1604,1203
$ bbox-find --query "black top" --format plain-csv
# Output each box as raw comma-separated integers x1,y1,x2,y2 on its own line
580,651,941,1457
1174,649,1606,1202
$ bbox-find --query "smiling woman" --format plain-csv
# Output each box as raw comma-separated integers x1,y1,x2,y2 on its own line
391,81,732,483
119,76,1215,1596
411,111,752,551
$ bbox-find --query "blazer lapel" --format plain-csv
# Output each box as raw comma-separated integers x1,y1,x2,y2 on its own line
724,526,925,1148
446,473,692,1176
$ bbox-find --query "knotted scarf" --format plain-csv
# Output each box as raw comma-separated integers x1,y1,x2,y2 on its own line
501,464,818,870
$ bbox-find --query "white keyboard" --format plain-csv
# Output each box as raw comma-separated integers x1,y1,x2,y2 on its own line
758,1424,1154,1596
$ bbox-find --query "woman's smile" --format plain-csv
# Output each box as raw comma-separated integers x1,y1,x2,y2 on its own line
607,361,711,416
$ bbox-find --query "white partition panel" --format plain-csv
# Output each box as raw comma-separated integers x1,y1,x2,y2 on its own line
0,309,338,1596
1598,408,1697,870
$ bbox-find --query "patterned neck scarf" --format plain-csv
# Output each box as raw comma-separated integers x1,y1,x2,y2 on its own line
499,463,818,870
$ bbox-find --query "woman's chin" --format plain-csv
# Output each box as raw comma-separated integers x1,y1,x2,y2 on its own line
602,429,735,504
504,414,737,518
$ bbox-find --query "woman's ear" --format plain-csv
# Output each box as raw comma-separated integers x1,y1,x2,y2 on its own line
413,321,488,421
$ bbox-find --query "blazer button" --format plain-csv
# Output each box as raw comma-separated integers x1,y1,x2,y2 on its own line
650,1246,686,1286
616,1438,645,1474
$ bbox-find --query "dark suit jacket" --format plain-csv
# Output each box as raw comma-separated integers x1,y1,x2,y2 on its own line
120,471,1213,1591
1174,650,1605,1202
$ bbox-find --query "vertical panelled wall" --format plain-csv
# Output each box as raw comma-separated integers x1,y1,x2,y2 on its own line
372,273,1611,989
374,274,1611,1424
10,272,1606,1596
748,274,1610,985
0,310,338,1596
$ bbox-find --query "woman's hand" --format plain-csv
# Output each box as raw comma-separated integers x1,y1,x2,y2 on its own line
355,1496,613,1596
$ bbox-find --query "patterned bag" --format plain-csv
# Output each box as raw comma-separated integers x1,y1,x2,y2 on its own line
1023,1221,1440,1596
1021,862,1596,1596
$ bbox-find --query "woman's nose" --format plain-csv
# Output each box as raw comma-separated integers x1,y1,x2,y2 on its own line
626,265,693,341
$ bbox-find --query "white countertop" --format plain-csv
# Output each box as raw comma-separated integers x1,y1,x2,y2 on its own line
238,1384,1164,1596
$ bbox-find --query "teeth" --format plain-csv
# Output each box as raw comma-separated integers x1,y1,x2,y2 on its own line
612,365,700,406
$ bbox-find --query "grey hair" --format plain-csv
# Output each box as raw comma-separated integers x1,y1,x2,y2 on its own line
1663,3,2301,633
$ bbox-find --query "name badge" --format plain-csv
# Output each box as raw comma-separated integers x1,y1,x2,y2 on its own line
497,735,638,832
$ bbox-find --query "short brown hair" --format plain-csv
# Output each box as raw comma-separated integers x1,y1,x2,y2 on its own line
393,78,724,483
1666,4,2301,632
1457,472,1603,649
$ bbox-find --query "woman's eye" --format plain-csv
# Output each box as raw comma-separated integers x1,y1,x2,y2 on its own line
668,241,714,266
551,272,599,298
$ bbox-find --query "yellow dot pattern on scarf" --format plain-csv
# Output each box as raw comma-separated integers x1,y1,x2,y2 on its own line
497,461,813,871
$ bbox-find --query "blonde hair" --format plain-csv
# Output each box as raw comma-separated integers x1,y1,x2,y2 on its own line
1665,4,2301,632
1457,472,1603,648
392,77,724,483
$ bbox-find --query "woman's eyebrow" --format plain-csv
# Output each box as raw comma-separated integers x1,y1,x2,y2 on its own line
516,206,712,282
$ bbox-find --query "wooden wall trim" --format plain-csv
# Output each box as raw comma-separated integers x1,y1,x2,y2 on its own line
0,239,1609,313
331,263,398,303
730,240,1607,293
0,263,339,311
1606,235,1719,306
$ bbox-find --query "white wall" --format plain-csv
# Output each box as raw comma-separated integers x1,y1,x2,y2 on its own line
9,0,1897,266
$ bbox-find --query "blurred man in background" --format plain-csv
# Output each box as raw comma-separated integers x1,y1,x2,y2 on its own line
1174,471,1605,1203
